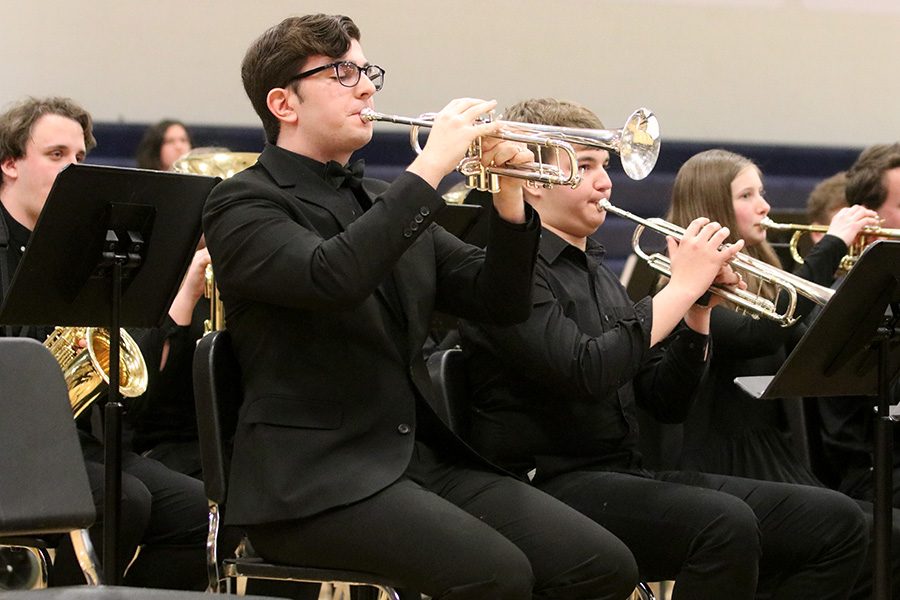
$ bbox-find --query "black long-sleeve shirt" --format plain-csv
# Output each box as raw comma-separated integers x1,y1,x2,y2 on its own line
459,229,709,483
680,234,849,484
126,298,208,454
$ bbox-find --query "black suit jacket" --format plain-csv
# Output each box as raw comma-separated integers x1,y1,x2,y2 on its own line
202,144,540,526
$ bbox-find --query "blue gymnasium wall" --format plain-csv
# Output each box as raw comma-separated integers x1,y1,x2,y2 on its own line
88,123,864,275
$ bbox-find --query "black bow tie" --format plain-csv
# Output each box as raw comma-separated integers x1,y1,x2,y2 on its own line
324,159,365,190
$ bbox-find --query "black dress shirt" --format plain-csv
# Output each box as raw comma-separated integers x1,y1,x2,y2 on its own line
0,202,52,340
460,229,709,482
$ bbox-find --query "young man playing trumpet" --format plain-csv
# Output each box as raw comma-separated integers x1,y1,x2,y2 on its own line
202,14,637,600
0,96,208,589
818,143,900,508
458,98,869,599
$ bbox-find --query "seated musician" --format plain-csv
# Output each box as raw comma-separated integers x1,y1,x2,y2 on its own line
201,14,637,600
458,98,869,600
666,148,900,599
126,244,210,479
817,143,900,508
0,96,207,589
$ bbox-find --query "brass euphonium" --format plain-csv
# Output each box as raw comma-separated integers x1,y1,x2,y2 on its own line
171,148,260,333
44,326,148,419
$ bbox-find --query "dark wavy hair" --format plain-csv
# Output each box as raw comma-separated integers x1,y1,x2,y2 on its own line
241,14,360,144
136,119,193,170
845,143,900,211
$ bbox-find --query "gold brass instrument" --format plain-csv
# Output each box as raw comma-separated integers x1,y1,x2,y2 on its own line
599,200,835,327
44,327,148,419
760,217,900,272
171,148,260,180
360,107,660,192
203,264,224,334
171,149,260,333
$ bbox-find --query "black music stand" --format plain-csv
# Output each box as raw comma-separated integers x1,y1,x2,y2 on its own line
0,163,219,584
735,240,900,600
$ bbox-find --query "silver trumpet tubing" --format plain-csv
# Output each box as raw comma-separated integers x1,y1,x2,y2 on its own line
599,200,835,327
360,107,660,192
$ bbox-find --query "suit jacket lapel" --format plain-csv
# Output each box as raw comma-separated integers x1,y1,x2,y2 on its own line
258,145,416,351
258,145,358,230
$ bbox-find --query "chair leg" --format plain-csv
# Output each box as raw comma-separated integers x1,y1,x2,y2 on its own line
374,585,401,600
207,502,226,593
633,581,657,600
69,528,103,585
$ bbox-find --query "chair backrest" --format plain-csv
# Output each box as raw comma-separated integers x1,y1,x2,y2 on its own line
0,338,95,536
425,347,471,437
192,330,243,506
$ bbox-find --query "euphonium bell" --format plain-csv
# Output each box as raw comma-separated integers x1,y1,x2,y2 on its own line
44,326,148,419
170,148,260,179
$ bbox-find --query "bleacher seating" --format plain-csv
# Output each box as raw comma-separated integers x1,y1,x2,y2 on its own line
86,122,864,275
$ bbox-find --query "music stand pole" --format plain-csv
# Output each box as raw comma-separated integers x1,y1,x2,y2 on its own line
0,163,220,586
103,259,123,584
875,325,899,599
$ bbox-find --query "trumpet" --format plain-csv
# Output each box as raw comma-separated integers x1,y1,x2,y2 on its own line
599,200,835,327
760,217,900,272
360,107,660,193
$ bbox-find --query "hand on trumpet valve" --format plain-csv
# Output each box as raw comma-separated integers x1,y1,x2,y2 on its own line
479,136,533,224
409,98,500,185
825,204,881,246
667,217,744,306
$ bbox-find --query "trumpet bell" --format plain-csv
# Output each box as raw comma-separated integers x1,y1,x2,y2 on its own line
360,106,661,190
619,108,660,180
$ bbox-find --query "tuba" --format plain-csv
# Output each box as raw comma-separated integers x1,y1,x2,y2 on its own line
44,326,148,419
171,149,260,333
360,107,660,192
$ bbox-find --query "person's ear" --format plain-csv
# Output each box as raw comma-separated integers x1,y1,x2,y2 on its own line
266,87,298,126
0,157,18,182
522,182,544,205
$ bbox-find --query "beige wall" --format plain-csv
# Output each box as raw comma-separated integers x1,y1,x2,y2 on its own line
1,0,897,146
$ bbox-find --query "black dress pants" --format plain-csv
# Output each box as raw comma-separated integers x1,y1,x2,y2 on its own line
537,469,868,600
247,441,637,600
54,444,208,591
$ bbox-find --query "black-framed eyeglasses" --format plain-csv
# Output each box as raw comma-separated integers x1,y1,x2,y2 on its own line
283,61,385,91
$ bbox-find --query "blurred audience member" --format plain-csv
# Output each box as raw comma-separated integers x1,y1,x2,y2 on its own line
137,119,193,171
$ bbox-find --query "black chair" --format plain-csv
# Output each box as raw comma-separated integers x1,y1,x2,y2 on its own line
424,347,471,439
425,348,657,600
192,330,401,599
0,338,101,590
